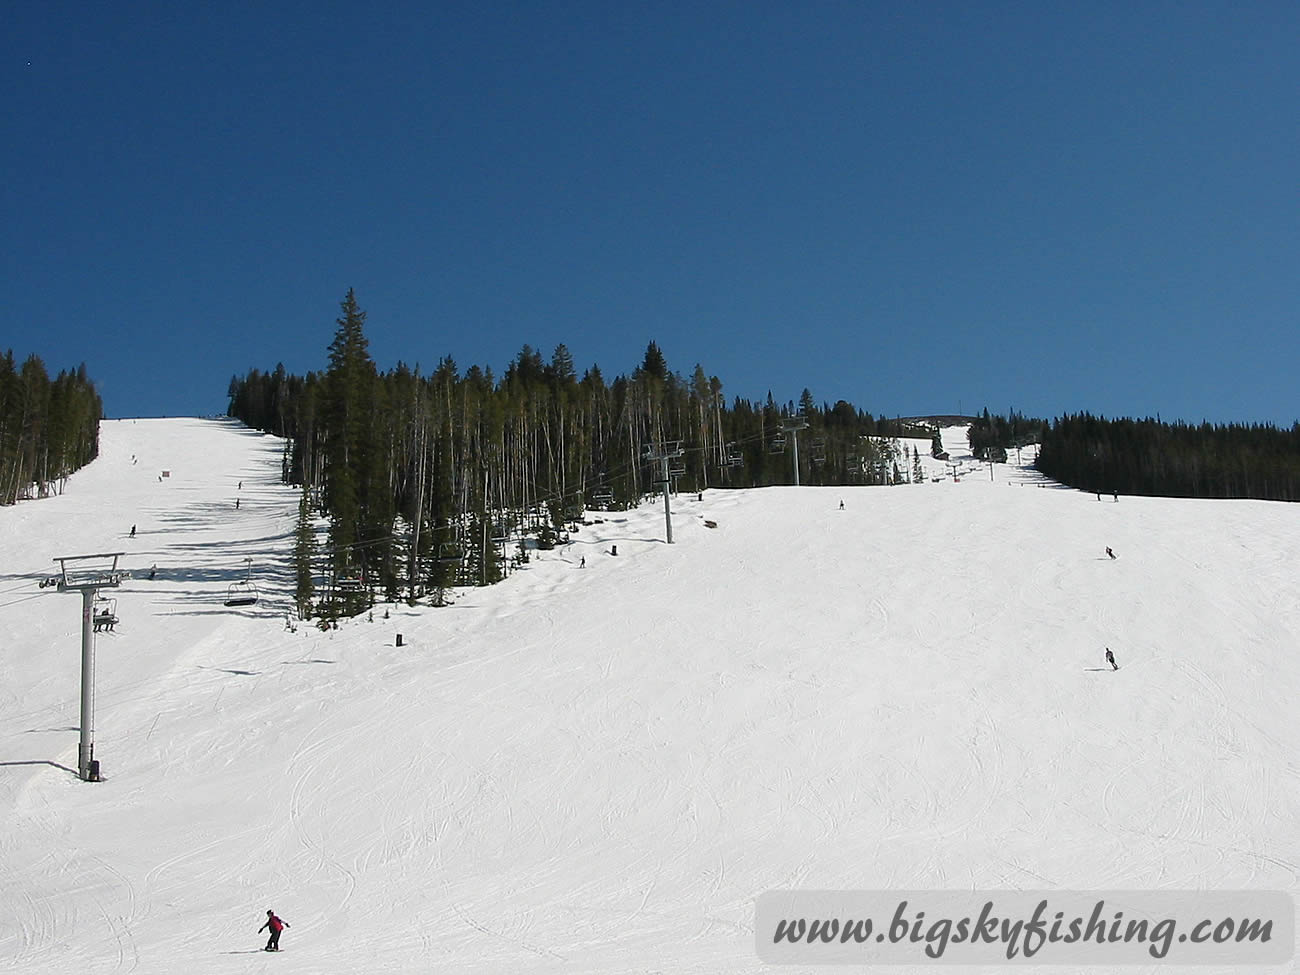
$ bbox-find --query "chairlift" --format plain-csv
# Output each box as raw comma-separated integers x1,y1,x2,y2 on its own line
769,435,787,453
225,581,259,607
668,464,686,477
435,542,464,565
93,596,119,632
725,443,744,467
225,557,260,607
592,489,614,508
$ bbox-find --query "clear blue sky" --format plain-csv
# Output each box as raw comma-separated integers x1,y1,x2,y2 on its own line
4,2,1298,425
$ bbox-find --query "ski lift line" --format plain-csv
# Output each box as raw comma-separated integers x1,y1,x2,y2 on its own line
0,592,47,611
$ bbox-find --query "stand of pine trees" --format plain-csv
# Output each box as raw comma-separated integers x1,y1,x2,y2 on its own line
967,408,1048,462
228,292,932,617
0,351,102,505
1036,413,1300,500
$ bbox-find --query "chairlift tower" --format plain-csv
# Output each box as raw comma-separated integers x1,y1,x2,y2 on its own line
780,416,809,486
644,440,685,543
52,552,125,782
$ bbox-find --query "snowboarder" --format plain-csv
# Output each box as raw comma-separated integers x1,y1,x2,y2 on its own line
129,525,136,538
148,564,157,580
1105,648,1118,671
1106,547,1116,560
839,500,844,510
235,498,240,509
259,910,289,951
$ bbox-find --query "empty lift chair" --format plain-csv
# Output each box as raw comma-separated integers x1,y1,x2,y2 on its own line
225,558,259,607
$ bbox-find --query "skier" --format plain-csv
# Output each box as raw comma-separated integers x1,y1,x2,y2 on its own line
235,498,240,509
579,556,586,568
129,525,136,538
148,564,157,580
259,910,289,951
1105,648,1118,671
1106,547,1116,560
839,500,844,510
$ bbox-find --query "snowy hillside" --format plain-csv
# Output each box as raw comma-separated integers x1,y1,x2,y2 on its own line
1,418,1297,974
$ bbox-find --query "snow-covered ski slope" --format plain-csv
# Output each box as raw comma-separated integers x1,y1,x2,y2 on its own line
1,418,1297,974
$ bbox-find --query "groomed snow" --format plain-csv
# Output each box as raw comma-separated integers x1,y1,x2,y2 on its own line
1,418,1297,974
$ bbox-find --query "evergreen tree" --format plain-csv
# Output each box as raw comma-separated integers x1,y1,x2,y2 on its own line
293,484,316,619
641,341,668,382
323,289,377,605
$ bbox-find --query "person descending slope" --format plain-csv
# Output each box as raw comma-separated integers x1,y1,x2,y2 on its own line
1106,547,1116,560
1105,648,1118,671
259,910,289,951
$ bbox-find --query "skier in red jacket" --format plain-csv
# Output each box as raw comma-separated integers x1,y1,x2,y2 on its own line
259,910,289,951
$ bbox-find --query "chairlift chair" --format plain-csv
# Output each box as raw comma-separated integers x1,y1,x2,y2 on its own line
93,596,119,632
225,581,259,607
225,557,259,607
769,435,787,453
435,542,464,565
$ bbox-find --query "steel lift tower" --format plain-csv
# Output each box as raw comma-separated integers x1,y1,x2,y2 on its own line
644,440,685,543
780,415,809,485
52,552,125,781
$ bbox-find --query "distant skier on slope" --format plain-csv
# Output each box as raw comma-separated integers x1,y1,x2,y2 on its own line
1105,648,1118,671
1106,547,1116,560
259,910,289,951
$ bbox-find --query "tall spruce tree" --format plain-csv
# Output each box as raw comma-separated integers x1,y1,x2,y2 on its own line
323,289,376,606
